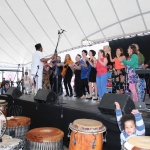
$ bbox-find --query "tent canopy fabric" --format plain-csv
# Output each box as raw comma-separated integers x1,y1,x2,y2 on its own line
0,0,150,65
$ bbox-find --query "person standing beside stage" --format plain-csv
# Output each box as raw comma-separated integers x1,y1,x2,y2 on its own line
133,44,146,102
96,50,108,102
108,48,126,94
61,54,74,97
74,54,82,97
1,82,10,94
23,71,32,94
31,43,51,94
120,44,138,101
86,50,98,100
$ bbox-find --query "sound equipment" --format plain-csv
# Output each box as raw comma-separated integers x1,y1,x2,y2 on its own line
136,68,150,74
5,87,22,98
134,102,146,111
98,93,135,115
34,89,57,104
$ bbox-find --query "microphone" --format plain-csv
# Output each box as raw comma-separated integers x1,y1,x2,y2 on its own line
61,29,67,32
37,65,39,69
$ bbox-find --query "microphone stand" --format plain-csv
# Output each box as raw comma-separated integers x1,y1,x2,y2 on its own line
54,30,65,105
53,30,66,132
35,65,39,110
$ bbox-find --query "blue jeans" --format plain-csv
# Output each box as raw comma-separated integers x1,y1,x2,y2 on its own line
96,73,107,98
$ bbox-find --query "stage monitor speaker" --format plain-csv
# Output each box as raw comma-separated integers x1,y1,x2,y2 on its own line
98,93,135,115
34,89,57,104
5,87,22,98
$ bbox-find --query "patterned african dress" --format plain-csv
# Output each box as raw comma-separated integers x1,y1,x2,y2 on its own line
136,65,146,102
42,67,51,89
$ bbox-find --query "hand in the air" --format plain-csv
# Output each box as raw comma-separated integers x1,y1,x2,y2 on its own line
131,109,139,114
114,102,120,110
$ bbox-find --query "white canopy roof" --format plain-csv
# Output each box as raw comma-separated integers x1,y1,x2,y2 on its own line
0,0,150,65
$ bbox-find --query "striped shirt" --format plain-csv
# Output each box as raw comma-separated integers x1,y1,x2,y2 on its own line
115,109,145,146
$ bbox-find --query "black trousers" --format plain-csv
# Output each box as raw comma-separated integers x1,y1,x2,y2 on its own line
75,76,82,96
64,75,72,95
81,78,89,95
53,75,62,94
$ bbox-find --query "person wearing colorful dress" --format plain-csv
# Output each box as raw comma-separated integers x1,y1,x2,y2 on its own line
120,44,138,101
108,48,126,94
115,102,145,149
95,50,108,102
133,44,146,102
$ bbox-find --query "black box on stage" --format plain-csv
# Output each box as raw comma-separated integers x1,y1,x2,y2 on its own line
34,89,57,104
5,87,22,98
98,93,135,115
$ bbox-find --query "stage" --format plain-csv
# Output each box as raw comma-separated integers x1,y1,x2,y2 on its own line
1,94,150,150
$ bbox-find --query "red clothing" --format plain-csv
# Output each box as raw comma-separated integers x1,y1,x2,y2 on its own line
96,58,107,76
114,57,125,69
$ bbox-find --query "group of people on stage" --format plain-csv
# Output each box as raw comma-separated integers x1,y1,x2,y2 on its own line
31,43,150,102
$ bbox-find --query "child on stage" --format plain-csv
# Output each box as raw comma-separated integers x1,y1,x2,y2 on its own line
114,102,145,149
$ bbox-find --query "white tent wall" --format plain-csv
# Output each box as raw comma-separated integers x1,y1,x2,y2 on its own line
0,0,150,65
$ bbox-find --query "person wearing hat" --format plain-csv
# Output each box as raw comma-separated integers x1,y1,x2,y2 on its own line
31,43,51,94
74,54,82,97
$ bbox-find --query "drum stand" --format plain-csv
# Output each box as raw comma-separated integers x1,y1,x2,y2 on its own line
35,66,39,110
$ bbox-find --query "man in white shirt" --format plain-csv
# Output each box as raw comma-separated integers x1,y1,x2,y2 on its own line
31,43,50,94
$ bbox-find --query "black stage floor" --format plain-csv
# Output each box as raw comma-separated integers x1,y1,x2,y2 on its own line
1,94,150,150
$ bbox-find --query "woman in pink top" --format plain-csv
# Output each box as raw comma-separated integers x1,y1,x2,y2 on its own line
96,50,108,102
108,48,126,94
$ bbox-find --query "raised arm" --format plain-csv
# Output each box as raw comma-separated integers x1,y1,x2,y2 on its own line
108,51,115,62
114,102,122,131
122,54,137,66
131,109,145,136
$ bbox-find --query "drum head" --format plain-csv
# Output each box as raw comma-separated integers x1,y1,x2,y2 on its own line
25,127,64,142
0,100,7,105
7,116,31,127
127,136,150,149
69,119,106,134
0,111,7,138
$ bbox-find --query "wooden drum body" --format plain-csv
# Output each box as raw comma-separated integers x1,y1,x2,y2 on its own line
0,100,8,116
123,136,150,150
69,119,106,150
5,116,31,139
25,127,64,150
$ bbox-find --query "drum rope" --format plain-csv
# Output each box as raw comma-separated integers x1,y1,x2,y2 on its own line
73,131,78,146
92,133,96,149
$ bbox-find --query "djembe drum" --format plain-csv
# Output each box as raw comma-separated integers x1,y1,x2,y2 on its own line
0,135,23,150
5,116,31,139
0,100,8,116
25,127,64,150
123,136,150,150
69,119,106,150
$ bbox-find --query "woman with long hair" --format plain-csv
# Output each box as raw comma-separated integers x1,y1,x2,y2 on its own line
86,50,98,100
120,45,138,101
108,48,126,94
62,54,74,97
103,45,113,92
96,50,108,102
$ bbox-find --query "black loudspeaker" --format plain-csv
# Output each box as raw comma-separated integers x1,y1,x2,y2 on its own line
5,87,22,98
34,89,57,104
98,93,135,115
